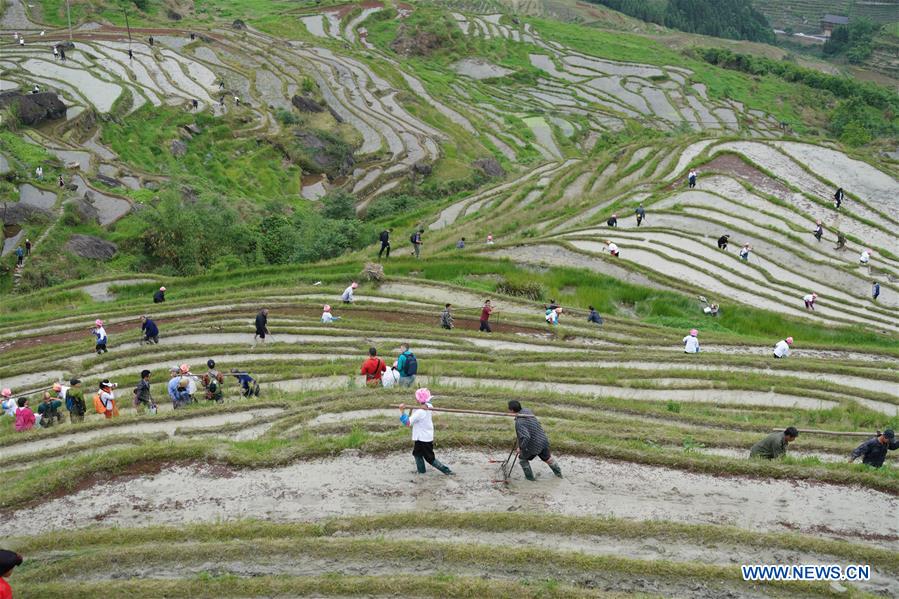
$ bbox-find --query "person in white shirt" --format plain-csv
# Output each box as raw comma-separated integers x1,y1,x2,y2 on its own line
1,388,16,417
606,240,619,257
381,367,400,388
803,293,817,310
321,304,339,324
859,249,871,264
398,388,453,475
98,380,118,418
739,244,752,261
683,329,700,353
341,282,358,304
773,337,793,359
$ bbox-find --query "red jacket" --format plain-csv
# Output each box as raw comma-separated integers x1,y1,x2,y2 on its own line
360,357,387,384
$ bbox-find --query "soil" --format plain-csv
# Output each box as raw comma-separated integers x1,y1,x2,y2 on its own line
5,451,894,545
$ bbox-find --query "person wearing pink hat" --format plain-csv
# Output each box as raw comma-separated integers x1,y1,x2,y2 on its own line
1,389,16,418
153,286,166,303
341,282,359,304
682,329,700,354
803,292,817,311
773,337,793,359
398,388,454,475
321,304,340,324
91,319,108,354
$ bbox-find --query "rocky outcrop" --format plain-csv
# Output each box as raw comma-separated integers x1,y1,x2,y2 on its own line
472,157,505,178
232,19,247,30
64,234,117,260
291,95,324,113
390,23,446,56
0,91,67,126
292,130,354,178
171,140,188,157
0,202,52,225
167,9,182,20
412,161,432,175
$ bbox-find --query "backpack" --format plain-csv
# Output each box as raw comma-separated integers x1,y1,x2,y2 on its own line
402,353,418,376
380,230,389,243
93,393,105,414
410,233,417,244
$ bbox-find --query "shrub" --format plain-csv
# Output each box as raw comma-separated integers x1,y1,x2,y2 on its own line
495,278,544,300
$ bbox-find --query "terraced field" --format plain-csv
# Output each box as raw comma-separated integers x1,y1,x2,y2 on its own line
2,0,899,597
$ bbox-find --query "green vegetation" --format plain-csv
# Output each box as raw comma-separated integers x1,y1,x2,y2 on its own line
587,0,775,43
823,19,881,63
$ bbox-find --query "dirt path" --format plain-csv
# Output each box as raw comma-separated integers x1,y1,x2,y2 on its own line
4,450,894,544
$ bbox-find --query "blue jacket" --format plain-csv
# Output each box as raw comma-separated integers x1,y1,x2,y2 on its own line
142,319,159,337
851,437,899,468
167,377,181,402
396,350,413,377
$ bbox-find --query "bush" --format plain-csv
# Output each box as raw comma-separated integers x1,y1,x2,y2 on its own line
275,109,300,125
495,278,544,300
320,190,357,221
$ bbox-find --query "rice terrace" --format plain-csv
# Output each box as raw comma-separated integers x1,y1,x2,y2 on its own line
0,0,897,597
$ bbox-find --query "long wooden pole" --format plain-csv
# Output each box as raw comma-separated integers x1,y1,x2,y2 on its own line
390,404,534,418
771,428,876,438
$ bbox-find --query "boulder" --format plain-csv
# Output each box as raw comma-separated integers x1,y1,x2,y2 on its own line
390,23,445,56
64,234,117,260
143,180,160,191
167,9,182,20
291,95,324,113
232,19,247,30
182,123,202,137
471,157,505,178
294,130,354,177
0,91,67,126
0,202,52,225
412,161,432,175
170,139,188,157
70,194,100,224
96,174,122,188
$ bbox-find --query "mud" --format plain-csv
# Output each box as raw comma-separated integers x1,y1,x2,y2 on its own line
5,451,894,545
80,278,155,302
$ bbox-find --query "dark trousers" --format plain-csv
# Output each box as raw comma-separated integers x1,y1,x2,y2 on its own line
17,256,23,266
413,440,437,464
636,216,643,226
143,335,159,344
689,178,696,188
96,342,108,353
520,443,552,463
479,320,491,332
379,242,390,258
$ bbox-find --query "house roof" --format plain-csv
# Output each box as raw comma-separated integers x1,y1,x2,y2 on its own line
822,14,849,25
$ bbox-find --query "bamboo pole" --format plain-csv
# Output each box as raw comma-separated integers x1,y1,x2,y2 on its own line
390,404,534,418
771,428,876,438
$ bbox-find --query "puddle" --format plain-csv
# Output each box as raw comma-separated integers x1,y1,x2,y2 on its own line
50,148,91,171
80,278,155,302
450,59,513,80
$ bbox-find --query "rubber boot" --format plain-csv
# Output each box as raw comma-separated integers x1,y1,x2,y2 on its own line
431,459,454,475
547,456,563,479
414,455,426,474
520,459,536,481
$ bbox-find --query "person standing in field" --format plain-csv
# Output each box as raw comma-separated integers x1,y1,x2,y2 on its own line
254,308,269,345
91,319,109,354
133,369,155,414
750,427,799,459
0,549,23,598
360,347,387,387
440,303,454,330
398,388,454,475
479,299,494,333
395,343,417,388
739,244,752,261
14,246,23,267
834,187,844,209
140,315,159,344
508,400,562,481
378,228,391,259
813,220,823,242
849,429,898,468
24,238,31,255
66,378,86,423
410,229,423,259
635,204,646,227
872,281,880,302
688,169,697,189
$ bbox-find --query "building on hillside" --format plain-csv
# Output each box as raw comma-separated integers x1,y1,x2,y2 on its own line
820,14,849,37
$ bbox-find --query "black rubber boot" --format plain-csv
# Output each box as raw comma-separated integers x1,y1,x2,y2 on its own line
520,460,536,481
414,455,426,474
547,456,563,478
431,459,454,475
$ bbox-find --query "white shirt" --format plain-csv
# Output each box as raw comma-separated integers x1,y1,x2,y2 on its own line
381,368,399,388
859,251,869,263
95,326,108,341
409,404,434,442
774,340,790,358
341,286,354,302
683,335,700,353
607,242,618,253
740,247,750,258
2,398,16,417
803,294,815,303
99,390,115,409
321,312,335,323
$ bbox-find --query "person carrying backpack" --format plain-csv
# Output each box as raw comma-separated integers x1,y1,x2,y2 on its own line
203,359,224,403
396,343,417,387
378,229,391,259
94,380,119,419
410,229,423,259
133,369,156,414
360,347,387,387
66,379,85,423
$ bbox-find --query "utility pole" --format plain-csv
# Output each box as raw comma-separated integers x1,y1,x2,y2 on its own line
122,3,132,45
65,0,73,40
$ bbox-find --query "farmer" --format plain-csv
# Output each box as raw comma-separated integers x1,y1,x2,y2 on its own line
378,228,391,259
398,388,454,475
834,232,846,250
872,281,880,302
341,282,358,304
53,44,59,59
14,398,35,432
140,315,159,344
153,286,166,303
715,233,727,250
24,238,31,255
167,366,183,407
173,378,192,408
813,220,823,242
440,303,454,330
179,364,198,397
508,400,562,481
128,48,133,60
59,46,66,61
750,426,799,459
1,389,15,418
254,308,269,345
606,240,619,257
773,337,793,359
456,238,465,249
587,306,603,325
230,369,260,398
411,229,423,259
91,319,109,354
14,246,23,267
703,303,719,317
133,370,155,414
321,304,339,324
683,329,700,354
486,234,495,245
480,299,494,333
37,392,63,427
834,187,844,209
203,360,224,403
0,549,23,599
66,378,85,423
395,343,417,388
606,213,617,227
360,347,387,387
859,248,871,265
545,307,561,326
739,244,752,261
96,380,118,419
688,168,697,188
635,204,645,227
849,430,898,468
803,292,817,311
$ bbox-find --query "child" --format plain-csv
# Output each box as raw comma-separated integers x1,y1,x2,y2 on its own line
341,282,358,304
399,388,453,475
0,550,23,598
321,304,340,324
92,319,109,354
15,398,35,432
683,329,700,354
0,389,15,418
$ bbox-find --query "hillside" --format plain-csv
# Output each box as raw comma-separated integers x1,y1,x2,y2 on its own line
752,0,899,34
1,0,899,597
